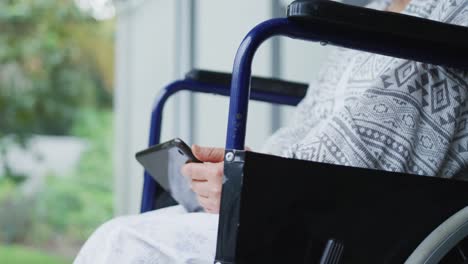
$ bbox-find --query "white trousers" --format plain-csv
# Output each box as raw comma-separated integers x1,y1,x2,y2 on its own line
74,206,219,264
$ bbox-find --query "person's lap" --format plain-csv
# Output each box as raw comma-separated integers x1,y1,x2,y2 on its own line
74,205,219,264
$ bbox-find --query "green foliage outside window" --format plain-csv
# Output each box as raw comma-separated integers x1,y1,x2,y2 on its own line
0,0,115,260
0,0,113,136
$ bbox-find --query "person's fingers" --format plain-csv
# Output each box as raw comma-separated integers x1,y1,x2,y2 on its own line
192,145,225,162
197,195,211,210
197,195,220,214
190,180,211,197
190,178,223,198
181,163,208,181
181,162,223,181
181,163,191,178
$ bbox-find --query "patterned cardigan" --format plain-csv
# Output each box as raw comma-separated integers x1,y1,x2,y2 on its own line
263,0,468,178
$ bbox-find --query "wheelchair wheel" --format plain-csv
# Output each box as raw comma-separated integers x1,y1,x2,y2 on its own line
439,237,468,264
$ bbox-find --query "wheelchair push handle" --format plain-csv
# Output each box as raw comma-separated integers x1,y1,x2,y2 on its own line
224,0,468,151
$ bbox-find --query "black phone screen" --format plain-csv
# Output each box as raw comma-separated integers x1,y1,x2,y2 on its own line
135,138,202,212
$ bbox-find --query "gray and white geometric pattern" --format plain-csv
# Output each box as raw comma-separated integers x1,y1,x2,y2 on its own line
264,0,468,179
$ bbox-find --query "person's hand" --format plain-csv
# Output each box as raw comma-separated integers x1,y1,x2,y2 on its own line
181,145,225,214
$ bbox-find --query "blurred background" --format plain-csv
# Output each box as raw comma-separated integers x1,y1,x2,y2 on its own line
0,0,369,262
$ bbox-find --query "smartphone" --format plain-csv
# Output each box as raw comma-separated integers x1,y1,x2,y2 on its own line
136,138,202,212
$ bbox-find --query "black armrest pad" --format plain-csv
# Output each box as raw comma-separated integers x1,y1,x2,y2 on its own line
186,69,308,99
287,0,468,69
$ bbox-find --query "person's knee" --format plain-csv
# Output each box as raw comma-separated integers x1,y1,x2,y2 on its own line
92,215,136,240
75,215,136,263
81,215,137,251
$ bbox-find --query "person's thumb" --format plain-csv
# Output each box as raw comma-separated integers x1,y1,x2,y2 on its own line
192,145,225,162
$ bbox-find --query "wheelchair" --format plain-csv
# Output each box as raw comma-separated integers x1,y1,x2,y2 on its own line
140,0,468,263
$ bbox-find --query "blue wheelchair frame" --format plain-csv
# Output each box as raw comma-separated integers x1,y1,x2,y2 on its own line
141,71,305,212
141,16,468,212
140,0,468,263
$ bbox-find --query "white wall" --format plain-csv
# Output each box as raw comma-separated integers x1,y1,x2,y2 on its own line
194,0,274,150
114,0,177,215
114,0,330,215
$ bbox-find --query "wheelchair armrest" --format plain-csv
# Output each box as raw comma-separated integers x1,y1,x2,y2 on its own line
141,71,307,212
287,0,468,69
186,69,308,99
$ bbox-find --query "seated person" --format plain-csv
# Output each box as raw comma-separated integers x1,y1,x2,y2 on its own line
74,0,468,263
